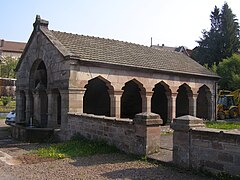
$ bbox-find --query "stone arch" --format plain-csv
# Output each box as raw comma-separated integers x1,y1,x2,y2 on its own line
176,83,193,117
83,76,113,116
197,85,212,120
29,59,47,90
121,79,145,119
151,81,172,125
29,60,48,127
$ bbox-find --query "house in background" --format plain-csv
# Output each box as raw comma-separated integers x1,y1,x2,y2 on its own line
0,40,25,97
0,39,26,59
15,15,219,140
151,44,192,57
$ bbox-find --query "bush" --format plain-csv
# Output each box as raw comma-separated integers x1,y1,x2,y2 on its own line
1,96,12,106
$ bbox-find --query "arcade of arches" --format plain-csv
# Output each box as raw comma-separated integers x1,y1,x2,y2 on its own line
81,77,213,124
18,71,214,128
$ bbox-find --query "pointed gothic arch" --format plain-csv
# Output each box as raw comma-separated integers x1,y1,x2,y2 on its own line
151,81,172,124
176,83,193,117
83,76,113,116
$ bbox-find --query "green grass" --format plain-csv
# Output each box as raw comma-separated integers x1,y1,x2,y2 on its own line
34,137,119,159
205,121,240,130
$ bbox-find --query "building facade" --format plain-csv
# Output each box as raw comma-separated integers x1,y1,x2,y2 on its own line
16,16,219,139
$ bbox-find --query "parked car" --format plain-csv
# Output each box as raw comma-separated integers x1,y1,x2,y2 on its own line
5,110,16,125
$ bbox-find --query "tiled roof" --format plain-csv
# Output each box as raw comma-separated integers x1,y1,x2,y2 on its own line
0,40,26,53
41,29,219,78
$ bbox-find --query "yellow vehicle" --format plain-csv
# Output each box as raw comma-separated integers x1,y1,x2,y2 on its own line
217,90,240,120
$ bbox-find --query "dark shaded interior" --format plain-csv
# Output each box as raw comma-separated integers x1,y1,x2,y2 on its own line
121,80,142,119
176,85,191,117
197,85,211,119
151,83,168,124
83,77,110,116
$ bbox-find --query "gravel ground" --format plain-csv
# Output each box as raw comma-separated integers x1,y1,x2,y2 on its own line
0,120,212,180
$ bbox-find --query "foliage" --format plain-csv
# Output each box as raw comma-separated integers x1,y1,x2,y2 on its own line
192,3,240,67
217,54,240,90
1,96,12,106
0,56,18,78
0,99,16,112
35,135,119,159
205,121,240,129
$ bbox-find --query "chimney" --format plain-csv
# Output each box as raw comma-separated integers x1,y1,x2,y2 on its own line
33,15,49,31
0,40,4,47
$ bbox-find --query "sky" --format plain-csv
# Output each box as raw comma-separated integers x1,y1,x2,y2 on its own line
1,0,240,49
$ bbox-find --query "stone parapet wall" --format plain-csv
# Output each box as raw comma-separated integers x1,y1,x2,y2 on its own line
190,128,240,176
171,115,240,176
67,112,162,155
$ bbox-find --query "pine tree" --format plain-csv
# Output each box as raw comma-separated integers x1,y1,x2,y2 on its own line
192,3,240,67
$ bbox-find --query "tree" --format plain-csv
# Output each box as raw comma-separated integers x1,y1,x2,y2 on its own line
217,53,240,90
192,3,240,67
0,56,18,78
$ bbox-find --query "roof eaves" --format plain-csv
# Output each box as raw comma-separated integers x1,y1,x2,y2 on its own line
66,55,220,80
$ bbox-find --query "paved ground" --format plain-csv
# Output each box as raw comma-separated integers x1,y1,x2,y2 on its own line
0,120,212,180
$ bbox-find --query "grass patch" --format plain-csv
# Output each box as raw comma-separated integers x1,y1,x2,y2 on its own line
205,121,240,130
34,137,119,159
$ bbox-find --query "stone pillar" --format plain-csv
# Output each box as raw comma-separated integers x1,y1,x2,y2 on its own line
171,93,177,120
141,94,147,113
146,92,153,113
33,91,41,126
170,115,205,168
15,90,21,124
68,88,85,113
133,112,163,155
47,91,54,128
190,94,198,117
59,90,69,127
211,95,215,120
25,91,31,125
110,90,123,118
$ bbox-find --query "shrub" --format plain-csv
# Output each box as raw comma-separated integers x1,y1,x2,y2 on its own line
1,96,12,106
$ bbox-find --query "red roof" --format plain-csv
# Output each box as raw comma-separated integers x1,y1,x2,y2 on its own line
0,40,26,53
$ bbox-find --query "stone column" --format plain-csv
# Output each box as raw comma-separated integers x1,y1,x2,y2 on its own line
146,92,153,113
190,94,198,117
33,91,41,126
110,90,123,118
59,90,69,130
171,115,205,168
15,90,21,124
171,93,177,119
47,91,54,128
25,91,31,125
133,112,163,155
211,95,215,120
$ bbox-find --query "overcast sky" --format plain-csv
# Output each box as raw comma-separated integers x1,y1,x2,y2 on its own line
1,0,240,49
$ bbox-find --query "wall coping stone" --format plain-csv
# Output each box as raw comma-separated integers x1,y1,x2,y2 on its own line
193,127,240,136
133,112,163,125
171,115,205,131
68,112,133,124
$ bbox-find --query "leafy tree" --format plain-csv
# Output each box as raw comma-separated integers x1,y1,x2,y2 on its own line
0,56,18,78
192,3,240,67
217,53,240,90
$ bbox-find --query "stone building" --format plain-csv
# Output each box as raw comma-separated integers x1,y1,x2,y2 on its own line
0,39,26,59
16,16,219,138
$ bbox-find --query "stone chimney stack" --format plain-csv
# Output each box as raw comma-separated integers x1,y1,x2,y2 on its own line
33,15,49,31
0,39,4,47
